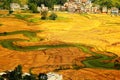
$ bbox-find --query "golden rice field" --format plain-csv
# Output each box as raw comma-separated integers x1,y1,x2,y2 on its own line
0,11,120,56
0,11,120,80
39,12,120,56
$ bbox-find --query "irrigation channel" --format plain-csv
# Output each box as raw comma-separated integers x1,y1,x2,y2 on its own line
0,30,119,70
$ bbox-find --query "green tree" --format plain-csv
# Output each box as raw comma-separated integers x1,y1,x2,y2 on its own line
112,0,120,9
28,0,67,9
44,0,57,8
7,65,22,80
57,0,67,5
92,0,120,9
28,3,38,13
2,0,21,9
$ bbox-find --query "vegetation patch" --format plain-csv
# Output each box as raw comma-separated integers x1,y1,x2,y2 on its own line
0,65,48,80
28,18,40,23
0,14,3,17
49,13,58,20
72,64,83,70
14,14,33,20
56,16,69,20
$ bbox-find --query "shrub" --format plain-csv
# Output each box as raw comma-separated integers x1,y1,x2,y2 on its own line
72,64,82,70
6,65,22,80
9,10,14,14
41,10,48,20
28,18,40,23
114,62,120,69
49,13,57,20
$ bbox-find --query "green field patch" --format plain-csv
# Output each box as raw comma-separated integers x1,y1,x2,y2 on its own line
14,14,33,20
0,30,42,40
28,18,40,23
56,16,69,20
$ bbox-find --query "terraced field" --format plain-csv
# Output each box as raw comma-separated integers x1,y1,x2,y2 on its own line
0,11,120,80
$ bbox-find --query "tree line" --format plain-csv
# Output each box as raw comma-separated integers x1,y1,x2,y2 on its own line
92,0,120,9
0,65,48,80
28,0,67,8
0,0,67,9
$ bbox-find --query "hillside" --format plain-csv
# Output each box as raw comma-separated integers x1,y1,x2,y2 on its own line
0,11,120,79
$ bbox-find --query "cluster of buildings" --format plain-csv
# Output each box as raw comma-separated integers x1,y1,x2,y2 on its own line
0,0,119,15
54,0,119,15
10,3,29,11
54,0,94,13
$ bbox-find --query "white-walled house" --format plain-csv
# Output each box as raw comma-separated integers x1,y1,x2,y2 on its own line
10,3,29,11
54,5,61,11
47,72,63,80
21,5,29,10
10,3,21,11
111,7,119,15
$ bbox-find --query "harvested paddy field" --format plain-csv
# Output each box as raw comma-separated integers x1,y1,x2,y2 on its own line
0,11,120,80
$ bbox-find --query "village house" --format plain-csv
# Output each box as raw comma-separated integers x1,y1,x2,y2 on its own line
10,3,29,11
111,7,119,16
102,7,107,13
37,6,41,12
47,72,63,80
10,3,21,11
91,5,100,14
54,5,61,11
40,4,48,11
21,5,29,10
